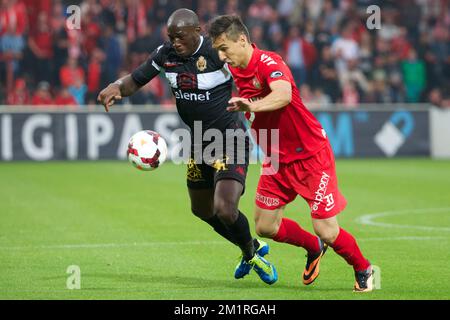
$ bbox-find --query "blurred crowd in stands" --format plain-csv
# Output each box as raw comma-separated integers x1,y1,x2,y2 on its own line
0,0,449,108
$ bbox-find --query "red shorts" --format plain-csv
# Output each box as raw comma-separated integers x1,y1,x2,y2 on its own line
255,143,347,219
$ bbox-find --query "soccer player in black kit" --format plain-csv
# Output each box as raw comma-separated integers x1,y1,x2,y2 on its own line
97,9,277,284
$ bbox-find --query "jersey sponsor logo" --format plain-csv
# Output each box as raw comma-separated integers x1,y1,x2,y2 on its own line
252,77,261,89
270,71,283,78
196,56,207,72
312,172,331,211
256,193,280,208
174,90,211,101
260,54,277,66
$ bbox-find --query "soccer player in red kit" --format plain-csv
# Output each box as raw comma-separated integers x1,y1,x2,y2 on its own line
209,15,374,292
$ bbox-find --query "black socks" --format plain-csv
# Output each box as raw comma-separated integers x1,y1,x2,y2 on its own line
227,211,255,261
203,212,257,261
203,214,237,245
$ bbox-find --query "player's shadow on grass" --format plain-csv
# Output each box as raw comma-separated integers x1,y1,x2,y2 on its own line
85,272,304,291
40,273,349,292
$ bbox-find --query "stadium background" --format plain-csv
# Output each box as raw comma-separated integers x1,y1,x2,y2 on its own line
0,0,449,107
0,0,449,300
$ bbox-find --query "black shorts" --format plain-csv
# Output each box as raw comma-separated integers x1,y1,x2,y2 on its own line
186,123,251,192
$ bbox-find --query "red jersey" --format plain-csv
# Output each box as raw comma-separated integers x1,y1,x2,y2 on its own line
227,44,327,163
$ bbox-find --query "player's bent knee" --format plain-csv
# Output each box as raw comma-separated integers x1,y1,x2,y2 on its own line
213,200,239,225
255,223,278,239
315,229,338,245
313,218,340,245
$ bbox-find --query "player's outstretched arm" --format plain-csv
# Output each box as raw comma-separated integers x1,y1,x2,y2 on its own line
97,74,142,112
228,80,292,113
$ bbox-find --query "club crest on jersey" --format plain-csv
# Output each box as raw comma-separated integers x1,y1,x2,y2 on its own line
196,56,207,72
252,77,261,89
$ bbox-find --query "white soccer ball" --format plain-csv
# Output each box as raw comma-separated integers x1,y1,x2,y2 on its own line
127,130,168,171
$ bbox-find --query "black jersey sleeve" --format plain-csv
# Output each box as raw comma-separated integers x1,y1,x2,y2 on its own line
131,43,168,86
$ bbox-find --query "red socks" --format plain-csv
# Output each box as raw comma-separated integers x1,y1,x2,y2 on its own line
272,219,370,272
273,218,320,254
331,228,370,272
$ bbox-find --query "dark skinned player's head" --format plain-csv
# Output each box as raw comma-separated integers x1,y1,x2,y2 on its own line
167,9,201,57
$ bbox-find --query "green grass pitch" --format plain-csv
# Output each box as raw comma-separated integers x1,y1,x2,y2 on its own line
0,159,449,300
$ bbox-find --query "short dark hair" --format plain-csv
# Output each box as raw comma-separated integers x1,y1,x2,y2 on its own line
208,15,250,42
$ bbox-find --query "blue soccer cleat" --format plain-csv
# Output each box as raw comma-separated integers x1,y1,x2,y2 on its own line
234,239,269,279
248,253,278,285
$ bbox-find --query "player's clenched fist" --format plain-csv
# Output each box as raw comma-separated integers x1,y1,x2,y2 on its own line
97,83,122,112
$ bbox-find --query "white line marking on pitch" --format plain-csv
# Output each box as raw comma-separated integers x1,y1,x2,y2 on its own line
0,236,447,251
3,206,450,251
358,236,447,241
0,240,227,250
357,207,450,232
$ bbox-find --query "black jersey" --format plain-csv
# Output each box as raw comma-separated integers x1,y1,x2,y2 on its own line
132,36,240,133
